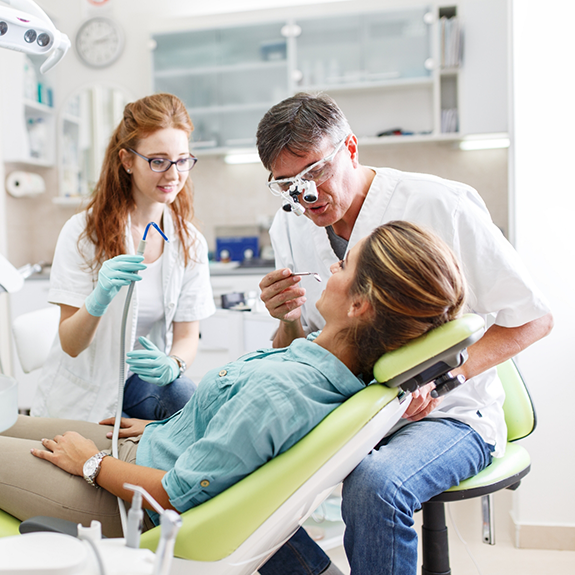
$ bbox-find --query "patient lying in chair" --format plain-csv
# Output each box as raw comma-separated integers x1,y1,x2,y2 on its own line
0,221,466,537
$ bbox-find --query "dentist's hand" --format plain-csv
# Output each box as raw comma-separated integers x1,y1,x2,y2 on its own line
85,254,146,317
126,336,179,386
259,268,306,323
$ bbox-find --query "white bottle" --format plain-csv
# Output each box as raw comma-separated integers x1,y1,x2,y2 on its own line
23,57,38,102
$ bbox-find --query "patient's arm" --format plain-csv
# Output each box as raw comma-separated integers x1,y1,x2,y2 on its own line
403,313,554,422
30,430,174,512
98,417,152,439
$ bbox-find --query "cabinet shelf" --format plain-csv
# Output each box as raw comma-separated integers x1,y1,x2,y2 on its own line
188,101,276,115
154,59,287,79
298,75,433,95
23,99,54,114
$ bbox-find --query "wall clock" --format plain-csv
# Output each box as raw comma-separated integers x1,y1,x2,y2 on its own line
75,17,124,68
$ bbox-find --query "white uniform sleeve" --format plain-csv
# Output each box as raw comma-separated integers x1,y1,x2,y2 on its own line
48,213,96,309
452,187,551,327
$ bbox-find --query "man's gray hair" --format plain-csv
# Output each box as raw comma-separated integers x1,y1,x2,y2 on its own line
256,92,351,171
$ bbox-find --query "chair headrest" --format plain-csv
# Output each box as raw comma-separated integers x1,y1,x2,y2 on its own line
373,314,485,390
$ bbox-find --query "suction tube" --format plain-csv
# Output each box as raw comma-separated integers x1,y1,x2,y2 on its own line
112,222,169,534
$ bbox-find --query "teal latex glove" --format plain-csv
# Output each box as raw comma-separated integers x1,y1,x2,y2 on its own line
126,336,180,387
84,254,146,317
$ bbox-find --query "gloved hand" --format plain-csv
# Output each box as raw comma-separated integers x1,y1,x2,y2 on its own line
126,336,180,387
84,254,146,317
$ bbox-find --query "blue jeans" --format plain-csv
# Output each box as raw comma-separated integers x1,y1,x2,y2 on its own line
259,418,492,575
122,373,196,420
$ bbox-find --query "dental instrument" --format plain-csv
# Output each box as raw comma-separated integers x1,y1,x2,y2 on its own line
292,271,322,282
0,0,70,73
112,222,169,535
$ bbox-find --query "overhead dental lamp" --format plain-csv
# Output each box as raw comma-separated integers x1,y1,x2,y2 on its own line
0,0,70,73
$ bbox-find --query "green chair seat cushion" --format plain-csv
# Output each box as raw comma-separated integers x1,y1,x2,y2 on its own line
140,383,398,562
0,510,21,538
436,442,530,501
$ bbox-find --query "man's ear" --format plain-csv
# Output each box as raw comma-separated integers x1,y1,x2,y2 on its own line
346,134,360,168
348,297,372,319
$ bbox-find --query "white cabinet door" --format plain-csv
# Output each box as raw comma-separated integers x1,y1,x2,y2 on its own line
458,0,508,135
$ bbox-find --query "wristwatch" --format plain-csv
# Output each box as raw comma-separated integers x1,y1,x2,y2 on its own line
83,451,110,488
170,355,186,378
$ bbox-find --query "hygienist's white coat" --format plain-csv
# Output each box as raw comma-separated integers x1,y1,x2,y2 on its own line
270,167,551,457
31,208,215,422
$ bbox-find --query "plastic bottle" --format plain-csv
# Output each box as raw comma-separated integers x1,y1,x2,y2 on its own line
23,57,38,102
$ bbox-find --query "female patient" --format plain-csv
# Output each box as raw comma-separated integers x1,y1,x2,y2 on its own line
0,221,466,538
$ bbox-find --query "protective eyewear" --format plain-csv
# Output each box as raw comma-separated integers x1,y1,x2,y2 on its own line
128,148,198,173
267,136,348,195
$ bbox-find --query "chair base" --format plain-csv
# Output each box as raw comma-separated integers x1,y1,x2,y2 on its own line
420,454,530,575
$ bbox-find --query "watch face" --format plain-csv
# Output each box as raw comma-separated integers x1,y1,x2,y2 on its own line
84,456,99,476
76,17,124,68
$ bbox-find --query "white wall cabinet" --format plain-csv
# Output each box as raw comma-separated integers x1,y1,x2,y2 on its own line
151,2,507,154
0,51,55,167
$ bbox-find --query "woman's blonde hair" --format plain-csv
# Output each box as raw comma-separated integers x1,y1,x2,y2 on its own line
80,93,196,268
349,221,466,375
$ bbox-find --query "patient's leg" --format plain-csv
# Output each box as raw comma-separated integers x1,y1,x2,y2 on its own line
0,415,122,536
0,415,111,449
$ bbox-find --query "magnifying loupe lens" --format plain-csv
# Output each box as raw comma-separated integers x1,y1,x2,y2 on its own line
37,33,51,47
0,22,7,36
24,29,37,43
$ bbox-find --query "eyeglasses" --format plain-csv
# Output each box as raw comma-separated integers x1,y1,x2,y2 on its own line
267,136,348,195
128,148,198,173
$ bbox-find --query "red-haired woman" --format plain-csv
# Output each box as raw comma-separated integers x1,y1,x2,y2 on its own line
32,93,215,423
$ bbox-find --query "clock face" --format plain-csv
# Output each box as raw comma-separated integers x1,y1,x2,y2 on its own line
76,17,124,68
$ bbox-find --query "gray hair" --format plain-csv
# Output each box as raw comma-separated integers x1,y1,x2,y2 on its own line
256,92,351,171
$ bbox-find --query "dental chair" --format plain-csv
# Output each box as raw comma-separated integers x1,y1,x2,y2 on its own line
420,358,535,575
12,306,60,374
0,313,485,575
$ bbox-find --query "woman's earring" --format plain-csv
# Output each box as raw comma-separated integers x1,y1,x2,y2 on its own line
126,168,132,174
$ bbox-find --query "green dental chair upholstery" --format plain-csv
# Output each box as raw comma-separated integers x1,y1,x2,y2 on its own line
420,358,536,575
0,314,485,575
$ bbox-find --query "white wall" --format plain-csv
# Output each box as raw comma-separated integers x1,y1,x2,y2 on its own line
510,0,575,536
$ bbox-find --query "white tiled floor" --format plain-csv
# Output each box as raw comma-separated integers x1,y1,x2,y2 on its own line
325,490,575,575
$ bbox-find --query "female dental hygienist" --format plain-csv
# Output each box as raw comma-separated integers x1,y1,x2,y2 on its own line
31,93,216,423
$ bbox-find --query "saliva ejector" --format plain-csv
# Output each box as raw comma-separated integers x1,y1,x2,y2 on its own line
0,0,71,73
113,222,169,534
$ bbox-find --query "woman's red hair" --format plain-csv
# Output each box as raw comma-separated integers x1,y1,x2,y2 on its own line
80,93,196,268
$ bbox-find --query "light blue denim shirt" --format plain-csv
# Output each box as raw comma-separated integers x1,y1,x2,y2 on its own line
136,334,365,521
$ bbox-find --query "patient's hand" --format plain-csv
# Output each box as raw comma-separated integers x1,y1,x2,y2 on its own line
31,431,99,476
99,417,152,439
402,382,444,422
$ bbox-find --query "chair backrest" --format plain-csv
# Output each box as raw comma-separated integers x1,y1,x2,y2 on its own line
12,307,60,373
497,359,536,442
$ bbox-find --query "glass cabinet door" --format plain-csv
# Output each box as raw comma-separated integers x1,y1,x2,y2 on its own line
295,7,432,90
152,22,289,149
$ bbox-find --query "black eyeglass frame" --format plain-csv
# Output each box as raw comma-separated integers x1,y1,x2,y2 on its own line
127,148,198,173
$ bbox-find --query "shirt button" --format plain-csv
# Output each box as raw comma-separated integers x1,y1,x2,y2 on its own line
218,369,227,377
200,480,210,487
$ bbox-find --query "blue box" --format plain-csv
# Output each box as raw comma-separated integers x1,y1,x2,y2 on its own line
216,236,259,262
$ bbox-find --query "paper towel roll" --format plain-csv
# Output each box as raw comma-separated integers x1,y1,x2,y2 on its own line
6,171,46,198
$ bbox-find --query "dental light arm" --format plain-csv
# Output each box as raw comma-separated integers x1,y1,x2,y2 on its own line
0,0,70,73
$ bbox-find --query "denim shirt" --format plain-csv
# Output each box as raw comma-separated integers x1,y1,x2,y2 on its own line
136,335,364,522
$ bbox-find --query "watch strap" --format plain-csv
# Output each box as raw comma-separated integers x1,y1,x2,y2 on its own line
170,355,186,378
